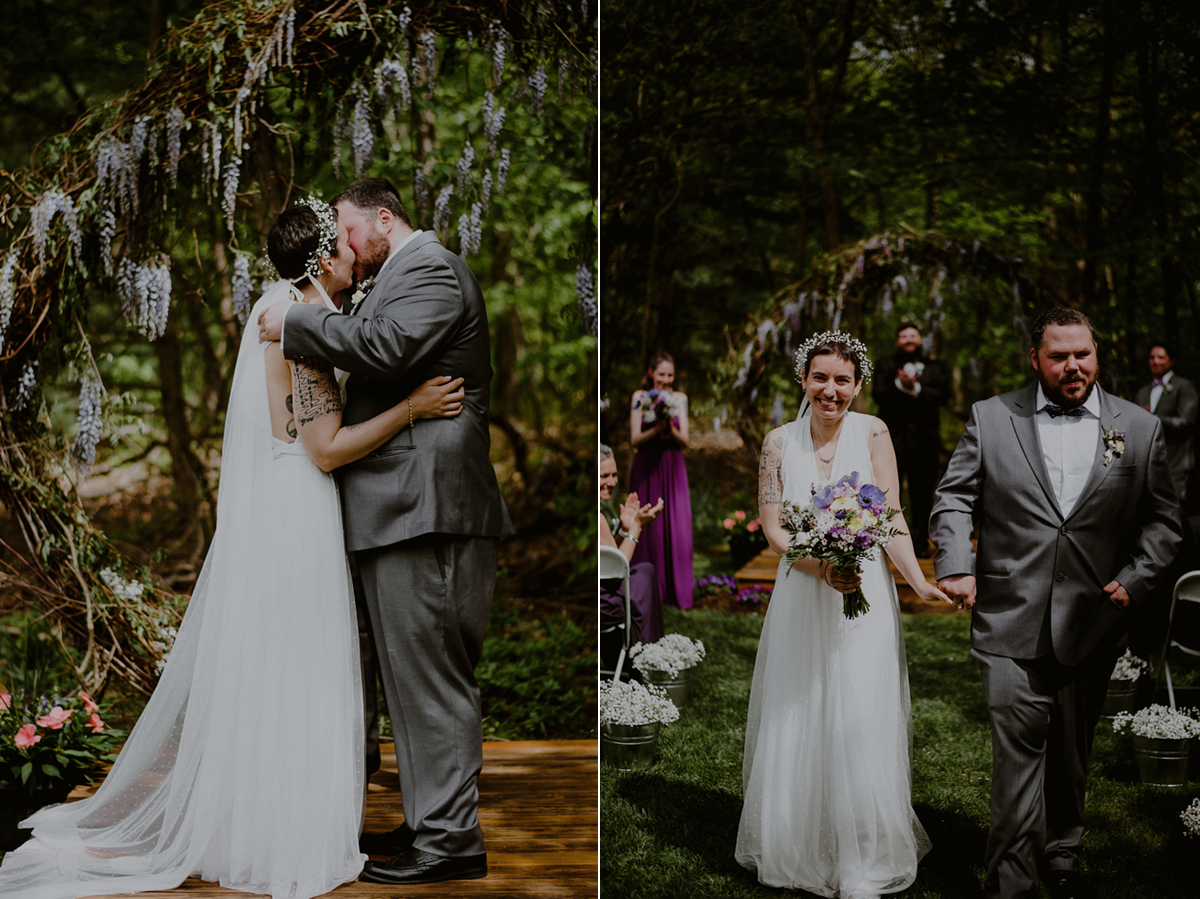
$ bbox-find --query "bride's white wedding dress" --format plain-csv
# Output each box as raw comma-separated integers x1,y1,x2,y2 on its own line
0,283,366,899
735,411,930,897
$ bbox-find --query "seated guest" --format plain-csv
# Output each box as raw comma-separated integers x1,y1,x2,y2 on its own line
1136,342,1198,503
599,445,665,669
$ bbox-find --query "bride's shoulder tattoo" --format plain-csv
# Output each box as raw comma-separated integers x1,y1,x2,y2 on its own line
294,362,342,427
759,432,784,505
871,422,889,440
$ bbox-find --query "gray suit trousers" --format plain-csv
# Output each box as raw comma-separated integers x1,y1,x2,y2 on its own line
973,646,1116,899
355,534,497,857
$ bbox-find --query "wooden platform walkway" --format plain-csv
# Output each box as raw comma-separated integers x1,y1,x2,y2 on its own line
61,740,598,899
736,546,963,615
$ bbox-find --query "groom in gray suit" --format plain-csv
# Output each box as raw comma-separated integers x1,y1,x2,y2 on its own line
259,180,512,884
931,308,1181,899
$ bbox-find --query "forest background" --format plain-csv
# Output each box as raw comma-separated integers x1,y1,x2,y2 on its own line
0,0,597,740
602,0,1200,472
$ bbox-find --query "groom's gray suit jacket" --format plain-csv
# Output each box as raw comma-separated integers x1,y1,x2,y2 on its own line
931,384,1181,666
283,231,513,552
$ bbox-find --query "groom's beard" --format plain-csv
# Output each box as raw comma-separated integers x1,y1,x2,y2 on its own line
1037,368,1097,409
354,230,392,281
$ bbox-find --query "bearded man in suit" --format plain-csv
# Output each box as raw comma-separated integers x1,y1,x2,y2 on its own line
1134,342,1198,503
930,308,1181,899
259,179,513,885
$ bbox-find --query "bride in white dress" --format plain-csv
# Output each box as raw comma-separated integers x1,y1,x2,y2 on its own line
735,332,947,898
0,198,464,899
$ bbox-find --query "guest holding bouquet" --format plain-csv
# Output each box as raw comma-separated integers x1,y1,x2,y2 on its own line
629,353,695,609
735,331,948,897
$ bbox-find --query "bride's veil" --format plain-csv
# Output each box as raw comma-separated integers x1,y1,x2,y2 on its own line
0,281,297,896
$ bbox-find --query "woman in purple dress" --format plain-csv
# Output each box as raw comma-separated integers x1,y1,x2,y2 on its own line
628,353,695,609
599,446,665,666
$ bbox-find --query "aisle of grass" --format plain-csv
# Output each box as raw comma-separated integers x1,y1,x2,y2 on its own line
600,608,1199,898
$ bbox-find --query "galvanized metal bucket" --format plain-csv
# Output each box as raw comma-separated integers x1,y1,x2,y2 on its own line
1133,735,1190,787
640,667,691,708
601,722,661,771
1101,678,1139,718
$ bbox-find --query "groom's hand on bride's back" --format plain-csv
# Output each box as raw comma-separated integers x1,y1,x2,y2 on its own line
257,299,290,343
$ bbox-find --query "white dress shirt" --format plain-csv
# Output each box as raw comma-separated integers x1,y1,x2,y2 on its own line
1036,383,1101,517
1149,369,1173,414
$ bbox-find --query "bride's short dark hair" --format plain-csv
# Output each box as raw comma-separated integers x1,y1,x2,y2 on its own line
267,204,341,280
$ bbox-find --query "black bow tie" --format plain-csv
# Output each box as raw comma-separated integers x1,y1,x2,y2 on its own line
1044,404,1086,419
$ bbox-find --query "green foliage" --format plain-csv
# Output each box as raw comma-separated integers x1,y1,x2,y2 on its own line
476,595,596,740
601,608,1199,898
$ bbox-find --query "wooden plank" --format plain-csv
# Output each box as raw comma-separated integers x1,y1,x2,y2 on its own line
46,740,598,899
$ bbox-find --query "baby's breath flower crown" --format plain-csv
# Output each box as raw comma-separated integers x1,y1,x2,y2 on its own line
297,195,338,281
793,331,873,385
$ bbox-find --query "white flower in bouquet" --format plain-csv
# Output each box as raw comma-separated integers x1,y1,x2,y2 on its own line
1112,704,1200,740
630,634,706,678
1110,649,1150,682
599,679,680,727
1183,798,1200,838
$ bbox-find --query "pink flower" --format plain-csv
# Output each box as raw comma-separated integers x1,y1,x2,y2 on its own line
0,693,11,710
747,521,761,532
15,724,42,749
36,706,73,730
80,691,99,715
734,510,747,521
87,713,105,733
723,518,736,529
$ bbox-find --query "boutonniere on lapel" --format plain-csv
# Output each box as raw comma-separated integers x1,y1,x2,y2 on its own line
350,277,375,308
1103,426,1126,467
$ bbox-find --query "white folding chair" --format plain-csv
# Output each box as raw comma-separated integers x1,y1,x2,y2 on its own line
599,545,633,682
1158,570,1200,710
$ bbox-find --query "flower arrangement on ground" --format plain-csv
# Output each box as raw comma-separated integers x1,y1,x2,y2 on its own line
1112,704,1200,740
1,689,123,794
1183,798,1200,838
724,509,767,567
737,584,771,605
630,633,706,678
780,470,903,619
599,679,680,727
695,573,737,598
1110,649,1150,682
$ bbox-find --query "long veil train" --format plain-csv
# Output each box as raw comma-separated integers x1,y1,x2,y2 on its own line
0,283,366,899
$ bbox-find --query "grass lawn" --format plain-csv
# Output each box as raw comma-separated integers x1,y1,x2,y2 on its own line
600,607,1199,898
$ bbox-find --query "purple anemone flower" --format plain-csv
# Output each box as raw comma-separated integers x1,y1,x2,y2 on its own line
813,485,837,509
859,483,886,508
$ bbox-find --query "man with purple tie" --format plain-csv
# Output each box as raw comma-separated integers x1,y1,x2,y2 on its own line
1135,343,1197,502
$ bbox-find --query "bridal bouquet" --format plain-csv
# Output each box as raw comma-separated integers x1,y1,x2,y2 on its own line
633,388,683,424
780,471,903,619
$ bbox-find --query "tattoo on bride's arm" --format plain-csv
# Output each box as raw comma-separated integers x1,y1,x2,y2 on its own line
759,446,783,505
871,423,889,440
284,394,297,439
294,365,343,427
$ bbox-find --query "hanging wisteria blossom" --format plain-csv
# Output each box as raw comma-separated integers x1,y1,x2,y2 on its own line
30,190,83,265
481,169,493,211
72,375,105,472
420,30,438,84
222,157,241,232
232,253,253,325
491,23,509,83
456,144,475,194
458,202,482,257
165,107,184,188
0,248,17,354
433,184,454,236
484,94,505,154
576,262,596,336
351,82,375,176
530,64,547,117
118,256,173,340
413,169,429,218
12,358,38,412
497,149,511,194
98,209,117,276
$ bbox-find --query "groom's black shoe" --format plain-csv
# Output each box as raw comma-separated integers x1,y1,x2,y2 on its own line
359,848,488,884
1046,869,1088,899
359,823,416,856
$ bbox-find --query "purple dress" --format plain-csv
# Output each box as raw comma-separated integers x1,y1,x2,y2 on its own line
629,415,695,609
600,562,665,661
